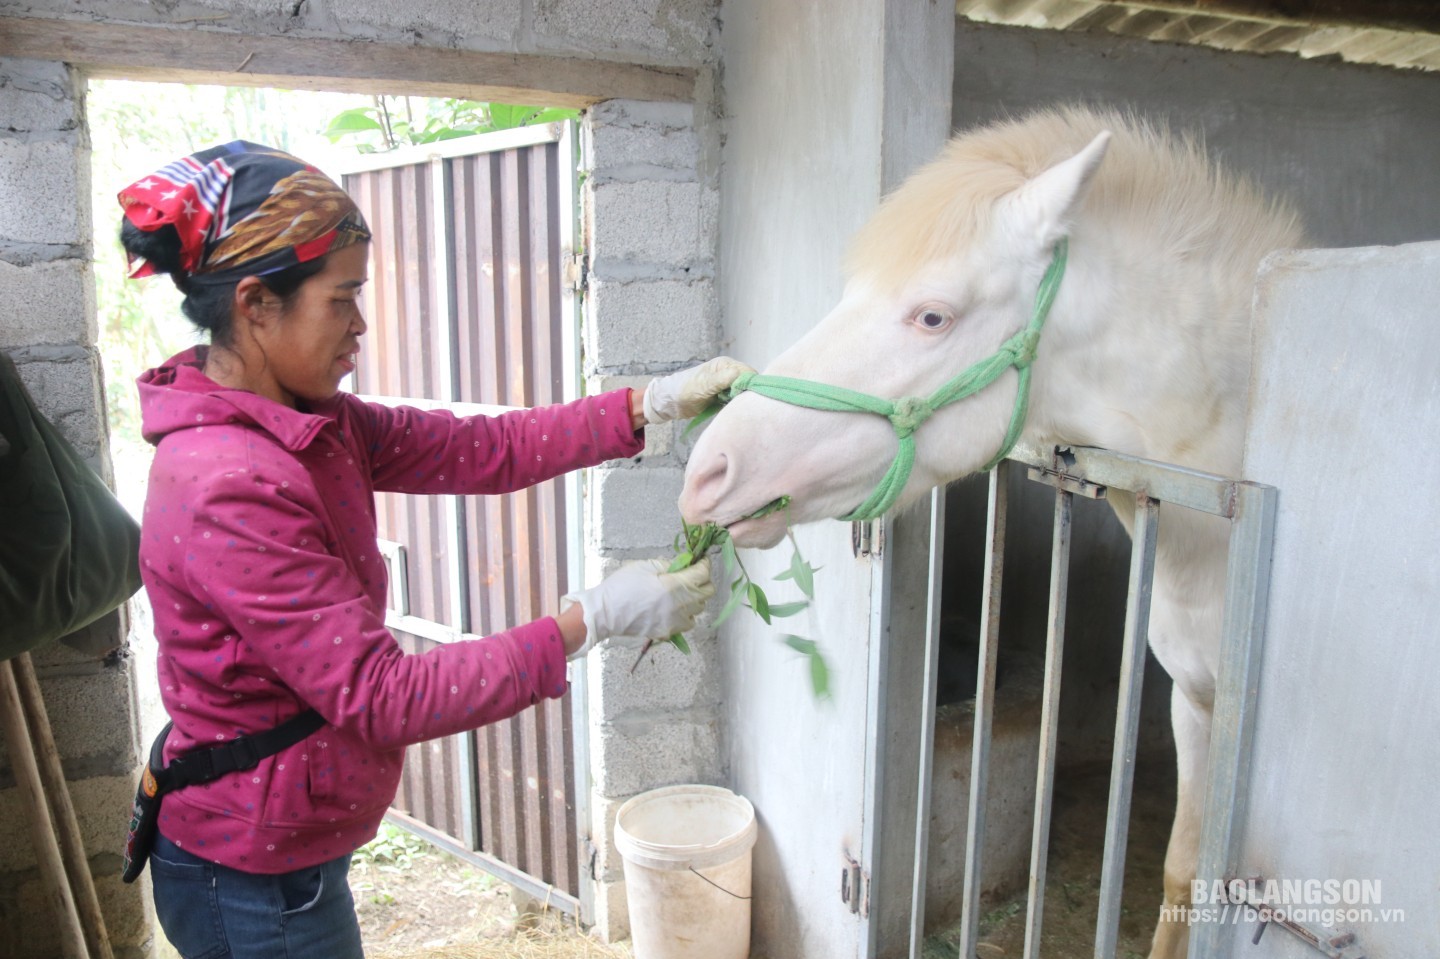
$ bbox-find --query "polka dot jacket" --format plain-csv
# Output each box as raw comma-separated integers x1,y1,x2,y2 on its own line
135,347,644,873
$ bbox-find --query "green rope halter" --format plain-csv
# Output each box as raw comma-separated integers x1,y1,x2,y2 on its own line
725,238,1068,523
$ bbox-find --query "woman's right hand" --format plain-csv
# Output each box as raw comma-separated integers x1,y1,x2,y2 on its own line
560,559,715,659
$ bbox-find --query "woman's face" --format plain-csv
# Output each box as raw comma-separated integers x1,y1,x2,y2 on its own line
248,242,370,408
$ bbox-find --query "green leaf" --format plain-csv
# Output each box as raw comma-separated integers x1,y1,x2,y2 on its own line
809,651,831,700
782,636,831,700
747,495,792,520
668,551,693,573
524,107,581,125
721,534,737,578
767,600,809,618
324,108,383,136
783,635,816,656
772,550,815,599
794,556,816,600
487,103,536,130
668,633,691,655
714,578,747,627
680,402,722,439
747,583,771,624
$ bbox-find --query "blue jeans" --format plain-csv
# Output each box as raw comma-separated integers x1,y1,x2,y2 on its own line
150,833,364,959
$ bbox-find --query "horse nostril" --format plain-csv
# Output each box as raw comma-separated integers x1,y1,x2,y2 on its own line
686,451,731,514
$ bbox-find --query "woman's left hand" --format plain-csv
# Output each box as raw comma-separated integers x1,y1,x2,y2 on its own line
641,357,754,424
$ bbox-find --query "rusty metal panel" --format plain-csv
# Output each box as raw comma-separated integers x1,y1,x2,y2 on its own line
340,130,579,904
447,140,579,895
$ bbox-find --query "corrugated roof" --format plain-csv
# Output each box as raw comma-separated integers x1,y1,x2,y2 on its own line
956,0,1440,71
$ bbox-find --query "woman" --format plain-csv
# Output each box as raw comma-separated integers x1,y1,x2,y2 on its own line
121,141,746,958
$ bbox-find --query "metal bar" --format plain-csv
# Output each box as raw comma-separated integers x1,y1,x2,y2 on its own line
385,808,582,918
958,463,1011,958
331,123,566,175
1095,493,1160,959
1011,441,1239,518
556,119,594,923
1190,482,1279,957
1022,487,1074,959
907,488,947,959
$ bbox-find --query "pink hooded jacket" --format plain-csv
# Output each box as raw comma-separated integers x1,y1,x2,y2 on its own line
137,347,643,873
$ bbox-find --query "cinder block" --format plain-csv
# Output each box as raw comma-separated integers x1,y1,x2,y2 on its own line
584,119,699,182
587,278,716,369
95,870,156,956
532,0,712,67
585,373,681,460
8,858,154,956
588,180,716,272
307,0,522,45
0,58,80,133
590,628,720,721
9,351,106,460
591,715,723,797
0,775,134,873
593,465,686,551
587,790,627,883
588,99,695,131
589,867,631,943
29,667,141,777
0,138,84,246
0,256,94,349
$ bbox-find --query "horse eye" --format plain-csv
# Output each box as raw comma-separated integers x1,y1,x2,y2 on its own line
914,310,951,331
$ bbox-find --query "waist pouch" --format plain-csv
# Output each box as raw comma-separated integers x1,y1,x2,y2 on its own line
123,709,325,883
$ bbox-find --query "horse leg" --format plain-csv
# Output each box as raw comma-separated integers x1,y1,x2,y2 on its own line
1149,685,1213,959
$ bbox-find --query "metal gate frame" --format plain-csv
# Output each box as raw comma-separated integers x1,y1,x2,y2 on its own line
336,122,592,918
910,441,1276,958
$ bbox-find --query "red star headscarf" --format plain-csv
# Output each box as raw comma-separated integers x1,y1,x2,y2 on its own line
119,140,370,284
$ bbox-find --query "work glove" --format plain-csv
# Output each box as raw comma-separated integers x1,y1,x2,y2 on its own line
561,558,715,660
642,357,754,424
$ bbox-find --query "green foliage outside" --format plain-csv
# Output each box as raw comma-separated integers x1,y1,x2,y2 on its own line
323,97,579,152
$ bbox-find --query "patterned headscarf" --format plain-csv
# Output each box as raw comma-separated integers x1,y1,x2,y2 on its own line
119,140,371,284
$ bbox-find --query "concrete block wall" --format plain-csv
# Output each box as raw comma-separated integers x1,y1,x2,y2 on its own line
0,56,151,959
577,97,725,940
8,0,715,69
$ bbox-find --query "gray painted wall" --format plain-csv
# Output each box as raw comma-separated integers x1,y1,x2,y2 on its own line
1232,240,1440,957
717,2,952,956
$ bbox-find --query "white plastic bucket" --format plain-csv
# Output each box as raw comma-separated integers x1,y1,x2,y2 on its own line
613,784,758,959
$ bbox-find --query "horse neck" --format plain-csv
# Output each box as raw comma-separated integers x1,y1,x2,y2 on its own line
1026,242,1254,477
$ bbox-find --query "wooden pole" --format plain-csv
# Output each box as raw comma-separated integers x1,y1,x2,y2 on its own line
14,653,114,959
0,658,90,959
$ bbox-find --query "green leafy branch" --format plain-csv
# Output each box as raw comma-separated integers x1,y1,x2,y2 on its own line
324,97,580,153
633,499,831,700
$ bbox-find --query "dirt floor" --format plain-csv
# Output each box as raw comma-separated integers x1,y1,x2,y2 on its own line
153,827,628,959
923,757,1177,959
155,757,1174,959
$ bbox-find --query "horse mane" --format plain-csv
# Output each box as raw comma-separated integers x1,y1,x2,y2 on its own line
846,105,1303,289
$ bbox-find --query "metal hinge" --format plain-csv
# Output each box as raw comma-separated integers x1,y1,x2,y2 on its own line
851,519,884,558
585,838,599,881
564,252,589,292
840,852,870,918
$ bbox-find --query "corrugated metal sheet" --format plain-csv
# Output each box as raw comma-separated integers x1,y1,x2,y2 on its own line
956,0,1440,70
341,128,582,908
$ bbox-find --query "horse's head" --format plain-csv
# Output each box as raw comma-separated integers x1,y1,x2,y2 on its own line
681,127,1111,548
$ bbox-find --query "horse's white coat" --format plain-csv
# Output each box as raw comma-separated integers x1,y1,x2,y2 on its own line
680,106,1304,958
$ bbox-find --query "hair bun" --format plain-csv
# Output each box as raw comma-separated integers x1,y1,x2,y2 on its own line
119,219,187,278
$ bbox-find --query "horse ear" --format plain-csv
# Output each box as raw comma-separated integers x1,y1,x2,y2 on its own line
999,130,1111,250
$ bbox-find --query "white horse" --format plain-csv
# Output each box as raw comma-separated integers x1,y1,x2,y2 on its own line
678,106,1303,958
